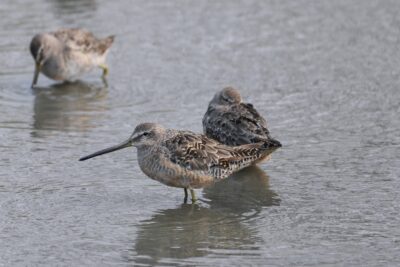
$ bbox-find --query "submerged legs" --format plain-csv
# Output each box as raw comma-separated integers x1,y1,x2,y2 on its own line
99,64,109,87
184,188,188,203
183,188,197,203
190,189,197,203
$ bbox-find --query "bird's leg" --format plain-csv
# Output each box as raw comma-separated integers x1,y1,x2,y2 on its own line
99,64,109,77
190,189,197,203
99,64,109,87
101,76,109,88
184,188,188,203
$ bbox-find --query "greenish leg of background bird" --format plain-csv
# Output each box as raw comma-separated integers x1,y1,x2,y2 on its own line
101,75,109,88
190,189,197,203
99,64,109,77
184,188,188,203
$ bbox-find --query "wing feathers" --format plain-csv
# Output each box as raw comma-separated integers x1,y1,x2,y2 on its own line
52,28,114,55
164,132,270,180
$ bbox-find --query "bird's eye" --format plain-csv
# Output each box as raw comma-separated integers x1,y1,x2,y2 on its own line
142,132,149,136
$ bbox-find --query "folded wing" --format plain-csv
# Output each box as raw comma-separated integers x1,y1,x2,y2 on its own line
164,131,269,180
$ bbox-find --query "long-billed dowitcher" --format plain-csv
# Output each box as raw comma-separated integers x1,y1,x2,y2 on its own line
79,123,280,203
203,87,281,162
30,28,115,87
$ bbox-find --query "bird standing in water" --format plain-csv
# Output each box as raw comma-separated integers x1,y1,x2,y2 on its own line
203,87,281,162
29,28,114,87
79,123,281,203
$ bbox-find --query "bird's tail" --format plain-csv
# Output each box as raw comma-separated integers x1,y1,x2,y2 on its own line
251,137,281,164
261,137,282,149
99,35,115,54
230,138,281,169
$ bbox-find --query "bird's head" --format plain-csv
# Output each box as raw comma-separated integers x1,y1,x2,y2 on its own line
210,87,242,106
29,34,57,87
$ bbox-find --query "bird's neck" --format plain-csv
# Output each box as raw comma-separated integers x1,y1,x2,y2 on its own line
137,146,158,165
136,145,165,179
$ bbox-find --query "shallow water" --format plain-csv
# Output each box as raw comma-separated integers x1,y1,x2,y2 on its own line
1,0,399,266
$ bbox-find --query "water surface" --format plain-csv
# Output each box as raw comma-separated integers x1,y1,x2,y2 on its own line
0,0,399,266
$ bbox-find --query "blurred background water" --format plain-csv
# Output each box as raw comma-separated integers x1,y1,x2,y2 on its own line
0,0,399,266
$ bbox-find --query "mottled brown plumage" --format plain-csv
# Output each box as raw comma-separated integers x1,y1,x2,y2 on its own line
30,28,114,87
52,29,114,55
79,123,280,202
203,87,281,150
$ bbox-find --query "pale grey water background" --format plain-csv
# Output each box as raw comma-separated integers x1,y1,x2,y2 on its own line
1,0,399,266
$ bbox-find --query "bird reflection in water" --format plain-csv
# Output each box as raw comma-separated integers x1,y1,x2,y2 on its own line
203,165,281,214
31,81,108,137
127,166,279,265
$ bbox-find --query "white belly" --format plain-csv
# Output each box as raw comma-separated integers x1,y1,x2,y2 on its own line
42,51,105,81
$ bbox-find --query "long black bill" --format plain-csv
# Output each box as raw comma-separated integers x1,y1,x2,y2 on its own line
79,139,132,161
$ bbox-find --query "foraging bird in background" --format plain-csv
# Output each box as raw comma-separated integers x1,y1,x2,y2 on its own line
79,123,281,203
29,28,114,87
203,87,281,162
